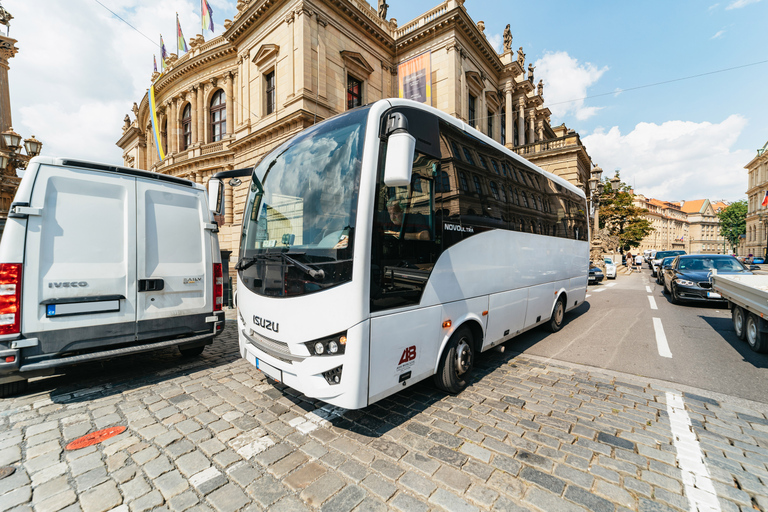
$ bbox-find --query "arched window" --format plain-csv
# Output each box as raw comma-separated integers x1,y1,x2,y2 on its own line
436,171,450,193
210,90,226,142
182,104,192,149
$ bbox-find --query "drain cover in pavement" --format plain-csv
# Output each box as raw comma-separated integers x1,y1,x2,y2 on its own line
0,466,15,480
65,426,127,450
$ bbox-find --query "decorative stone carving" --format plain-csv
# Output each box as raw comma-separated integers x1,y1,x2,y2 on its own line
132,102,139,117
517,46,525,66
224,19,233,29
123,115,131,132
537,79,544,98
0,4,13,35
209,77,218,87
527,63,535,83
477,21,485,33
378,0,388,20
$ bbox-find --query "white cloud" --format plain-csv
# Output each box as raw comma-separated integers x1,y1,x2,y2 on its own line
6,0,234,166
708,3,720,10
534,51,608,122
711,30,725,39
583,115,751,202
487,33,503,54
726,0,761,8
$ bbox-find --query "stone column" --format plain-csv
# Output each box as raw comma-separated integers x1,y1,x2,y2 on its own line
480,83,487,134
447,45,458,118
317,17,327,99
528,109,535,143
225,72,234,137
517,99,526,146
285,11,295,98
169,99,177,154
0,35,18,137
504,83,513,148
198,83,206,144
190,86,198,145
296,8,312,96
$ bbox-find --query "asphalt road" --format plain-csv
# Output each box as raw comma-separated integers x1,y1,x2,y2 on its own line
506,266,768,404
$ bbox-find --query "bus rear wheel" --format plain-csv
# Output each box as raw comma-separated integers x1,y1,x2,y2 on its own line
434,326,475,394
548,296,566,333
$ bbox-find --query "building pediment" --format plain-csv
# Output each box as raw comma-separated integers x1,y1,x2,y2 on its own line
465,70,483,91
340,51,374,77
253,44,279,67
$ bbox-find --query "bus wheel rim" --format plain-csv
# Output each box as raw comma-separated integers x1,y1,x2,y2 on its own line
455,338,472,376
555,302,564,324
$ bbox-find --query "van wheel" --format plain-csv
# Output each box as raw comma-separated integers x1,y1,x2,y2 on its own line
179,345,205,357
548,296,566,333
746,314,768,353
732,306,747,340
0,379,28,398
434,326,475,394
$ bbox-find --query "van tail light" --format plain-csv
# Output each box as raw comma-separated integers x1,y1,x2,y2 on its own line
0,263,22,336
213,263,223,312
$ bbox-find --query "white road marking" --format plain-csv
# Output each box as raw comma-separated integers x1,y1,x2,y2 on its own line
648,296,658,310
594,288,606,293
653,317,672,358
606,282,617,287
666,392,721,512
646,286,652,293
585,294,591,298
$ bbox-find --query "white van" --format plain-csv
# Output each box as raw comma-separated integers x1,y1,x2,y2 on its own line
0,157,225,396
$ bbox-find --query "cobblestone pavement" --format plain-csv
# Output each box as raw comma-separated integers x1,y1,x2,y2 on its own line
3,323,768,512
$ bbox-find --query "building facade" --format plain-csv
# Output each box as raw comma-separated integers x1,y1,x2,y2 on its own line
744,140,768,258
633,195,730,254
117,0,595,265
0,29,19,232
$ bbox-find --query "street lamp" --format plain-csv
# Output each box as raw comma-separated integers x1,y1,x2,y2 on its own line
0,127,42,175
589,166,603,235
610,171,621,192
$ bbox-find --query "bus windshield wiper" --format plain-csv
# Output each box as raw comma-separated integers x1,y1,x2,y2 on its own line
235,256,260,271
277,252,325,281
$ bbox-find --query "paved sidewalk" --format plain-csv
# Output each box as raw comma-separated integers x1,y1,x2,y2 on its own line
2,324,768,512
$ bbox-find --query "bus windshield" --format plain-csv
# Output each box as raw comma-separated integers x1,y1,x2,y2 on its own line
238,106,369,297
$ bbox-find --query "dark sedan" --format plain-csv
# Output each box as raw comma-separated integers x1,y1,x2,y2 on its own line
589,264,604,285
655,256,676,286
663,254,756,304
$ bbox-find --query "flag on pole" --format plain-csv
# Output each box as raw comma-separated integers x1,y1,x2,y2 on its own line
762,191,768,207
201,0,214,33
177,13,188,54
153,55,158,73
160,34,167,71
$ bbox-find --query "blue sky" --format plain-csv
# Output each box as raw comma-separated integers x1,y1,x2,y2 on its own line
6,0,767,201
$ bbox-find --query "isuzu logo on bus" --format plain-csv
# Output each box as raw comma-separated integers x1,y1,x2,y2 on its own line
254,315,279,333
48,281,88,288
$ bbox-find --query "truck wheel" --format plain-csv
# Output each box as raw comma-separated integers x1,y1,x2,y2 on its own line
746,314,768,353
732,306,747,340
179,345,205,357
0,379,28,398
548,296,566,333
434,326,475,394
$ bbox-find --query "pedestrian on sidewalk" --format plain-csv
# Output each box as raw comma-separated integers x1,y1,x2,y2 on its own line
635,254,643,271
626,252,632,272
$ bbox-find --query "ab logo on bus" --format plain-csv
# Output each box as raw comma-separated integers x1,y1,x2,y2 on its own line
398,346,417,367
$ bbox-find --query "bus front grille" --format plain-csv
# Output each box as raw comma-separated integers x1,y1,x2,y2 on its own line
243,329,306,364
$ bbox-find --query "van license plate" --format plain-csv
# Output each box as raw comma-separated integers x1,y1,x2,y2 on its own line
255,358,282,382
707,292,721,299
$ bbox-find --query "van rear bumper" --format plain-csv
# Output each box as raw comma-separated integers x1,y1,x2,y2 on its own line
0,331,214,383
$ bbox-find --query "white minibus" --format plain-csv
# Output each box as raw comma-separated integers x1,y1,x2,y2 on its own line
210,99,589,409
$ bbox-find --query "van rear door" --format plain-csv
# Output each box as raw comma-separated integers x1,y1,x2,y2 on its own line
21,165,138,356
135,180,212,341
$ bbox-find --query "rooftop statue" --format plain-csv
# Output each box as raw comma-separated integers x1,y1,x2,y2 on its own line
503,24,512,52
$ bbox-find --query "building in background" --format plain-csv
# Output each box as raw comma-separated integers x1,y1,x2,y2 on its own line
633,196,729,254
117,0,595,265
745,140,768,258
633,195,687,253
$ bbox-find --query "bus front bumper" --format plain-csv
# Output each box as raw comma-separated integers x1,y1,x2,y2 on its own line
237,322,369,410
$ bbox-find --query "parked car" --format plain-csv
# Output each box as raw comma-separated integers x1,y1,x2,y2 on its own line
651,250,686,277
749,257,765,264
604,257,617,279
589,264,604,284
663,254,758,305
655,256,677,286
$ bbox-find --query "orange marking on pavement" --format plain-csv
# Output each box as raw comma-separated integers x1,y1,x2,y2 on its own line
65,426,127,450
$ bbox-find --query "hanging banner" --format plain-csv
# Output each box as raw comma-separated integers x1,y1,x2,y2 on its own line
149,83,165,161
398,51,431,105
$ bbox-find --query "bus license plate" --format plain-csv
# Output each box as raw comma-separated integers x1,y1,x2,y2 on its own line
255,358,282,382
707,292,721,299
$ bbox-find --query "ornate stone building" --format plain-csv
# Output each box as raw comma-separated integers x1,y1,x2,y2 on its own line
0,26,19,231
117,0,594,263
744,140,768,258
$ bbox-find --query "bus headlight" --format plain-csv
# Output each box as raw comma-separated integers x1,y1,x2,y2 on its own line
305,331,347,356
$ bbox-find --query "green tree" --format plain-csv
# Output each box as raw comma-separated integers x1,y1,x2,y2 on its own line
717,200,746,253
597,173,654,250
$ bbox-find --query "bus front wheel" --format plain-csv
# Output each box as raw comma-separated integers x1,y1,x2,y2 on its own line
434,326,475,394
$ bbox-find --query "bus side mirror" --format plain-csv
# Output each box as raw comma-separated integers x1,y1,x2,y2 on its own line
208,178,225,218
383,112,415,187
